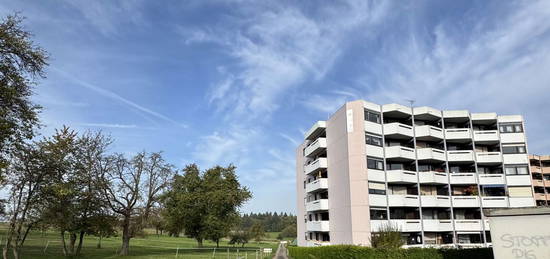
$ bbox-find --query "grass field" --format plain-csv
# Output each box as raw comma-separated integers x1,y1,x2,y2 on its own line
0,228,280,259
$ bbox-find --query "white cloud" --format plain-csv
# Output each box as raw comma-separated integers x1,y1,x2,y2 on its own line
79,123,138,129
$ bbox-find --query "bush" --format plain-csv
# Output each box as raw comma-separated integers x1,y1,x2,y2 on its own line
288,246,493,259
370,223,404,249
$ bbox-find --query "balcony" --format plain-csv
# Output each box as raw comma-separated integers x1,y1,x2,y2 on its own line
306,221,330,232
478,174,505,185
503,154,529,164
304,138,327,158
423,220,453,232
388,195,420,207
306,240,331,247
421,195,451,207
500,132,525,144
383,123,414,139
414,106,442,120
544,167,550,174
471,112,497,122
415,125,444,141
305,121,326,140
442,110,469,119
369,194,387,207
445,128,471,141
417,148,446,162
389,220,422,232
481,197,508,208
531,166,542,174
452,196,480,207
509,197,535,208
506,175,532,186
476,152,502,165
386,170,417,184
419,171,449,184
454,220,483,231
447,150,475,163
304,158,327,175
449,173,477,184
306,199,329,212
368,169,385,182
532,179,545,187
535,193,546,200
305,178,328,193
385,146,416,161
473,130,499,144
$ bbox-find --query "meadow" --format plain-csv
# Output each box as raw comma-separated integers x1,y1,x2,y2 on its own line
0,227,281,259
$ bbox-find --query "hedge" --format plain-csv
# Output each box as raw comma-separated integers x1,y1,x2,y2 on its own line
288,245,493,259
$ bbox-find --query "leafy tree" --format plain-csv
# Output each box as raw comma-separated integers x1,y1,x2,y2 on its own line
162,164,251,247
228,230,250,248
249,222,265,243
98,152,174,256
278,223,297,240
370,223,404,249
2,143,52,259
0,14,48,176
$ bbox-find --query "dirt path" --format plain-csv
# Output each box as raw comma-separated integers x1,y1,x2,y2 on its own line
273,242,289,259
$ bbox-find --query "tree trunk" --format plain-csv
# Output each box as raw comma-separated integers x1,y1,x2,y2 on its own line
120,216,131,256
60,231,68,256
75,231,85,255
196,238,203,248
69,233,77,255
11,248,19,259
216,240,219,248
3,247,9,259
97,235,102,249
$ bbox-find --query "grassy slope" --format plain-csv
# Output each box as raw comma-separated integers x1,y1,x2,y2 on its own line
0,228,279,259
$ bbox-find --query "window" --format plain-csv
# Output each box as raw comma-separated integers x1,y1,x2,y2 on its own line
367,157,384,170
368,182,386,195
502,144,526,154
365,109,381,123
505,165,529,175
370,208,388,220
499,123,523,133
366,133,383,146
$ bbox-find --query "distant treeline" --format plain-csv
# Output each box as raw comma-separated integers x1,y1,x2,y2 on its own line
240,212,296,232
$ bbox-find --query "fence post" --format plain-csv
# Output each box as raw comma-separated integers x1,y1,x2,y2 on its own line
43,241,50,254
175,247,179,258
237,248,239,258
212,247,216,258
227,248,229,259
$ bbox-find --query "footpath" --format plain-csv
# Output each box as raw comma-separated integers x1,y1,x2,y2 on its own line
273,242,289,259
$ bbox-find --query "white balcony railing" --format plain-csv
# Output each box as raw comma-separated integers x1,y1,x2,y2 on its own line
449,173,477,184
445,128,471,140
383,123,414,138
389,220,422,232
386,170,417,184
454,220,483,231
506,175,532,186
305,178,328,193
476,152,502,164
473,130,499,143
306,221,330,232
452,196,480,207
421,195,451,207
388,195,420,207
509,197,535,208
423,220,453,232
481,197,508,208
447,150,475,162
369,194,387,207
478,174,505,185
304,138,327,158
419,171,448,184
304,158,327,175
417,148,446,161
385,146,416,161
305,121,326,140
415,125,444,140
306,199,329,212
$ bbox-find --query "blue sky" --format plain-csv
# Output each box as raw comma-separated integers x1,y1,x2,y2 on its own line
2,0,550,213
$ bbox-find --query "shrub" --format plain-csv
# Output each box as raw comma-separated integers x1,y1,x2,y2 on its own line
288,246,493,259
370,222,404,249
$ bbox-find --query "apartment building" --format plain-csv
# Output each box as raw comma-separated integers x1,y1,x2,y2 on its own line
529,155,550,206
296,100,535,248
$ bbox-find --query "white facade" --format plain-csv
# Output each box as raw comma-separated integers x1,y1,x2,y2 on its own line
296,100,535,248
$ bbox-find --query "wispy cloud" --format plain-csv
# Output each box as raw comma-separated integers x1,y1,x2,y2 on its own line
79,123,138,129
52,68,187,128
279,133,299,147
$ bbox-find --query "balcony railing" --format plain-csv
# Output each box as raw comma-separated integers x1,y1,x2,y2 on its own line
305,178,328,193
304,158,327,175
306,199,329,211
476,152,502,164
445,128,471,140
473,130,499,143
304,138,327,158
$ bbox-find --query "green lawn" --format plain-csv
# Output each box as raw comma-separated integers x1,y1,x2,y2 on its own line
0,228,279,259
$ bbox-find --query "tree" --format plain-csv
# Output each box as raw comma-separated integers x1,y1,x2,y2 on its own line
162,164,251,247
0,14,48,176
2,144,52,259
99,152,174,256
370,223,404,249
277,223,297,240
228,230,250,248
249,222,265,243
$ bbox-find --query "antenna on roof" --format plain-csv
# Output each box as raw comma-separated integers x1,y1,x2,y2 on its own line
405,99,415,108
